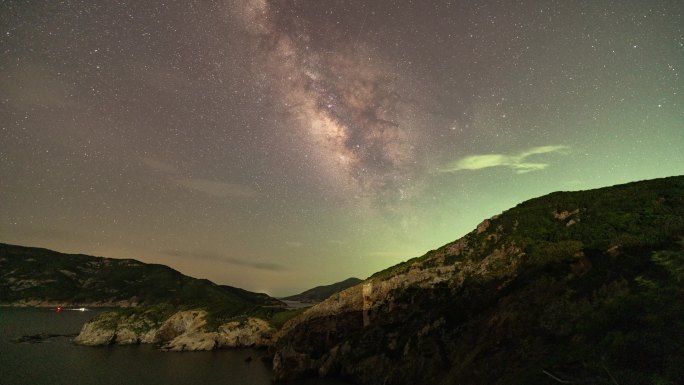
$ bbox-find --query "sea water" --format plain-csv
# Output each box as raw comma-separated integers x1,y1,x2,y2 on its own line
0,308,347,385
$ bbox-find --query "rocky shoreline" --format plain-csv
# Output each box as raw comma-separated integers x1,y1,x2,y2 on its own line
74,309,276,351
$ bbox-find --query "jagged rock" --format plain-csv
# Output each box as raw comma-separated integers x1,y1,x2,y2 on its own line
161,331,218,351
476,219,491,234
553,208,579,221
140,328,157,344
74,313,117,346
218,318,275,347
154,310,207,342
154,310,218,351
159,313,277,351
114,327,141,345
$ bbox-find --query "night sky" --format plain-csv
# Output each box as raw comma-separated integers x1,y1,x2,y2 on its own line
2,0,683,296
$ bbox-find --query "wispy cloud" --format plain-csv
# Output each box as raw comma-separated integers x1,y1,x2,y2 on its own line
439,145,570,174
163,250,285,271
140,157,258,198
172,177,258,198
285,241,303,248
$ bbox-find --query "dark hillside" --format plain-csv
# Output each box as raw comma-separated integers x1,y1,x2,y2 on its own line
273,176,684,385
0,244,282,311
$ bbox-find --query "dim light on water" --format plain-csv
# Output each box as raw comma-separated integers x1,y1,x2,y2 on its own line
55,307,89,312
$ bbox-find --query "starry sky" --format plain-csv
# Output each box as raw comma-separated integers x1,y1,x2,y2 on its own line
1,0,683,296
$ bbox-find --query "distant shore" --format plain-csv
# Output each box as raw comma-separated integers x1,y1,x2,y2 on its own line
278,300,315,309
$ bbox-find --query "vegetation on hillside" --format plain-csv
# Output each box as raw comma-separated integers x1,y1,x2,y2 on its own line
278,176,684,385
0,244,286,325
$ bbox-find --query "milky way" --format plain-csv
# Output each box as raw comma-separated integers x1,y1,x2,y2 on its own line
1,0,682,295
235,0,422,202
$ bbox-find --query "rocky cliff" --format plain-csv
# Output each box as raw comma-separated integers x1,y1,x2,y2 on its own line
271,176,684,385
74,309,275,351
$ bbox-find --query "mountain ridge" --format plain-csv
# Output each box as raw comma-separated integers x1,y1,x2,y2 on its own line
0,243,283,309
282,277,363,302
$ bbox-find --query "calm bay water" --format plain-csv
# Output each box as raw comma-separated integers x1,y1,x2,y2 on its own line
0,308,347,385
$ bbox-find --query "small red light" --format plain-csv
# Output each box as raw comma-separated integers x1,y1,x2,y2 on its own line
56,306,62,312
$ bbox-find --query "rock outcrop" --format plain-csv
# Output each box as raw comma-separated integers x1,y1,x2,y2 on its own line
156,310,217,351
74,311,159,346
73,315,116,346
218,318,275,347
74,309,276,351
